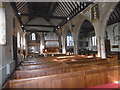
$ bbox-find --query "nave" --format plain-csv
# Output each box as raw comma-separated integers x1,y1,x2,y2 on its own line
0,1,120,89
3,55,120,88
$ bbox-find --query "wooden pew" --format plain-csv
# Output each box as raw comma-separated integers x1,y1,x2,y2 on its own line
21,57,101,66
18,62,65,70
18,58,114,70
85,66,119,87
8,65,119,88
14,60,120,79
55,55,91,60
21,60,58,66
14,64,99,79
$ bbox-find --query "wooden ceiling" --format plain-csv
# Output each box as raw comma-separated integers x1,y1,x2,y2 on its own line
10,2,120,32
10,2,92,32
107,2,120,25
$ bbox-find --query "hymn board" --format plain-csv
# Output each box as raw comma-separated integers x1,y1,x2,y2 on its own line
91,4,99,22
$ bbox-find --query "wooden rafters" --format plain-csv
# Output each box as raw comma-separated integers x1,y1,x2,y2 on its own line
20,13,67,19
11,2,93,32
10,2,24,30
107,2,120,25
23,24,58,28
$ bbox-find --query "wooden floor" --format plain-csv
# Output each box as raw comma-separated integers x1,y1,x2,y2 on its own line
3,55,120,88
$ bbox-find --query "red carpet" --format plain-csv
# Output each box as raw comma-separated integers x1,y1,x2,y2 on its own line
91,82,120,88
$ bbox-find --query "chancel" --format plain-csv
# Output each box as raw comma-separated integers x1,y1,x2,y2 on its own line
0,1,120,89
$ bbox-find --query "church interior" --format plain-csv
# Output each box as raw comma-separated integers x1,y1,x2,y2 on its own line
0,1,120,89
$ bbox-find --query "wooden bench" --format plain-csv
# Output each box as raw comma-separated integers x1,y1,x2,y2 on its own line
21,57,102,66
7,65,119,88
18,62,65,70
18,58,114,70
14,60,120,79
21,60,59,66
14,64,100,79
55,55,91,60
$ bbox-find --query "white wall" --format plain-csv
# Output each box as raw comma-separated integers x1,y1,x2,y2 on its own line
106,23,120,52
0,2,15,89
0,2,23,89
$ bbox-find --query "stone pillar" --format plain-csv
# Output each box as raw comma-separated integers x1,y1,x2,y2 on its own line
61,36,66,54
40,33,44,54
96,36,101,57
93,21,102,58
74,40,79,55
100,36,106,58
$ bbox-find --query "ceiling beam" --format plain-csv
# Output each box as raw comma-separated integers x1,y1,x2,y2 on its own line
26,30,51,32
59,2,92,27
58,3,68,16
56,5,65,16
20,13,67,19
23,24,58,28
10,2,24,30
49,2,58,16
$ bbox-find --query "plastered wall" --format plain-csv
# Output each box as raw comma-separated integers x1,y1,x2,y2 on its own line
106,23,120,52
0,2,23,89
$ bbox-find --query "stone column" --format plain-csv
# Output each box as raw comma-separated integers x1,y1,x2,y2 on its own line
96,36,101,57
100,36,106,58
61,36,66,54
93,21,102,58
40,33,44,54
73,40,79,55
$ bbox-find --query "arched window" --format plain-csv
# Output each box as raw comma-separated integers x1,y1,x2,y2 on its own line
67,35,74,46
31,33,36,40
92,35,97,46
17,32,20,48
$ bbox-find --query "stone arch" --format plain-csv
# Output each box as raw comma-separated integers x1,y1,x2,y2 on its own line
61,26,73,54
92,2,118,58
104,2,120,53
73,18,94,54
75,19,93,39
101,3,118,38
77,20,95,55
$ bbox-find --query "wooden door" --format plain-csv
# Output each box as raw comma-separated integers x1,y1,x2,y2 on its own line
13,35,18,67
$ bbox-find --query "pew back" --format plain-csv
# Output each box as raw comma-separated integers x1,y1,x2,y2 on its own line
15,64,100,79
8,66,119,88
